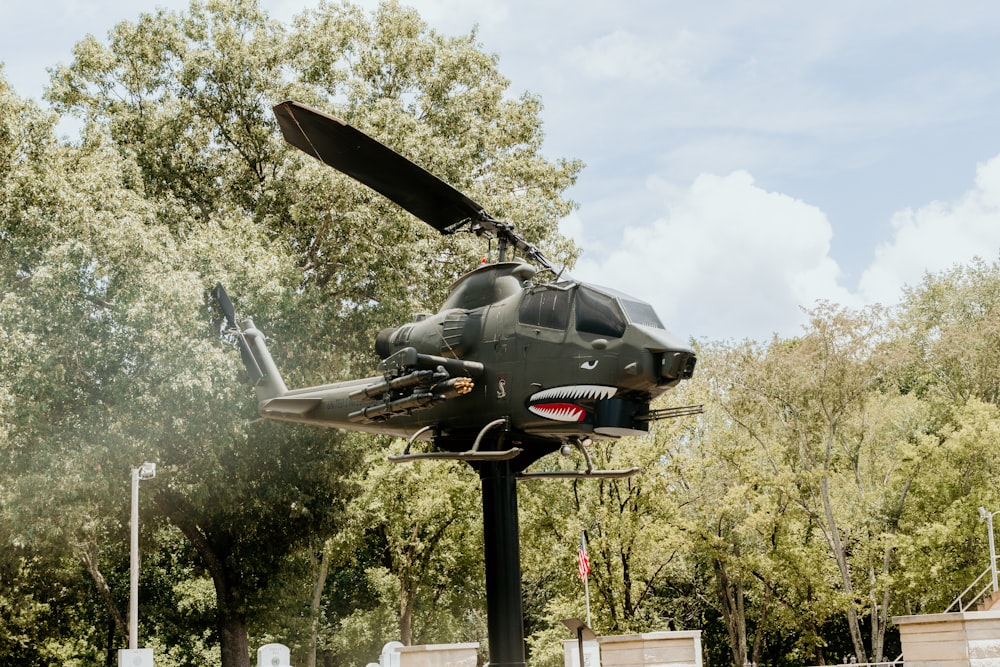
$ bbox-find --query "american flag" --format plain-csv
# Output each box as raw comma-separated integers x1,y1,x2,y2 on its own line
577,534,591,580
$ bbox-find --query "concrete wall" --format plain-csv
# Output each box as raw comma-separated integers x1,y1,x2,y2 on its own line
563,639,601,667
393,642,479,667
894,610,1000,667
596,631,703,667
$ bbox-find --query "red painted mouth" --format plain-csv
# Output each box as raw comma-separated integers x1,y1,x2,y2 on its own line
527,385,618,423
529,403,587,422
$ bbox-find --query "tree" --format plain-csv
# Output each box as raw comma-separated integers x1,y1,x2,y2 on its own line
320,450,486,664
658,344,788,667
883,259,1000,614
3,0,584,663
518,404,709,667
616,341,827,667
0,73,155,665
49,0,581,345
710,304,930,663
891,399,1000,613
892,257,1000,408
2,57,350,665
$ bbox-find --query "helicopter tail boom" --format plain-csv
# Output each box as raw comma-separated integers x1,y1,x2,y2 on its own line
239,318,289,402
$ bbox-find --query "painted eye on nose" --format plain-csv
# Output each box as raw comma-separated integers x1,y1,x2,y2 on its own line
580,360,599,370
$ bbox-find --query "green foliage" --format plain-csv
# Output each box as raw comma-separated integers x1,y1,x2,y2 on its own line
2,0,581,664
892,257,1000,406
892,399,1000,612
320,450,486,664
46,0,581,370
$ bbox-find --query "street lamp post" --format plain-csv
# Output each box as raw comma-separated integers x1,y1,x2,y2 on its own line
979,506,998,593
130,462,156,650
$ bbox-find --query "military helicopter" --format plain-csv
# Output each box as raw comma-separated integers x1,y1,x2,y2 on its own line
214,100,698,473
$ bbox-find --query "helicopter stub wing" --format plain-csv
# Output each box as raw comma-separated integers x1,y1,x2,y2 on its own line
258,396,323,417
273,100,486,232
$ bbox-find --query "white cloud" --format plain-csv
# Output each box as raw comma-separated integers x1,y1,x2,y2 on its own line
565,28,701,85
858,155,1000,305
569,170,856,342
655,134,811,186
567,151,1000,343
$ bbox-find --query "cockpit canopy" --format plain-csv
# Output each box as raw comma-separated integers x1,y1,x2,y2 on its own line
518,283,665,338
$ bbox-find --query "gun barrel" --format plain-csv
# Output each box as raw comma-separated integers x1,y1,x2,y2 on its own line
348,369,444,401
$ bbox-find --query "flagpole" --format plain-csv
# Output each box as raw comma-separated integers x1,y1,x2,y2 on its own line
578,532,592,627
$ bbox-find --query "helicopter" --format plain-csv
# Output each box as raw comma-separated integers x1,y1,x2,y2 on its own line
214,100,698,473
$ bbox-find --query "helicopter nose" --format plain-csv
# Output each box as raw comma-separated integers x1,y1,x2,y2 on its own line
637,327,697,386
660,349,697,383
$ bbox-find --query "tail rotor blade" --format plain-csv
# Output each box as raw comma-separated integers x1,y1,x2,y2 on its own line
213,283,239,329
212,283,265,386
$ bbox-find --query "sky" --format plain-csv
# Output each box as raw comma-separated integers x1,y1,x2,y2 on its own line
4,0,1000,342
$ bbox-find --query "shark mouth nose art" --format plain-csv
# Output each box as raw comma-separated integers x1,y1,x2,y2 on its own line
527,385,618,422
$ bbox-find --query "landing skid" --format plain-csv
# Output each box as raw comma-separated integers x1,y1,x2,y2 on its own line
518,437,642,480
518,467,641,480
388,449,523,463
388,419,522,463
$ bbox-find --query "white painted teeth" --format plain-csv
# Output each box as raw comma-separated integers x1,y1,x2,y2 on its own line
529,385,617,402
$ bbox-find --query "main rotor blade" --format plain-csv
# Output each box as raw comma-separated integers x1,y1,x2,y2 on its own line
273,100,486,232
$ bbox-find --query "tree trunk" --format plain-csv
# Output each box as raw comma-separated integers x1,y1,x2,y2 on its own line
819,476,867,663
749,594,769,667
713,558,748,667
307,541,332,667
155,489,251,667
870,479,912,663
621,544,635,621
400,579,415,645
219,612,251,667
77,546,129,640
106,614,116,667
